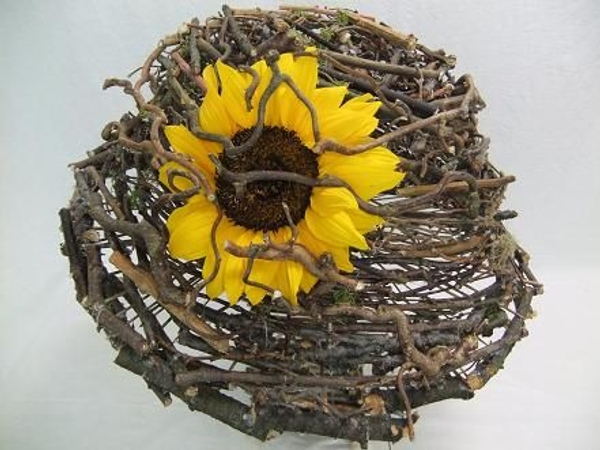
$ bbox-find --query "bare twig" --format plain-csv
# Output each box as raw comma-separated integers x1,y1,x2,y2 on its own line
109,251,230,353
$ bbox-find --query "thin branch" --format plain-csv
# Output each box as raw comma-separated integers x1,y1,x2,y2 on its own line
321,50,441,79
224,240,362,291
109,250,230,353
176,366,397,388
223,4,257,58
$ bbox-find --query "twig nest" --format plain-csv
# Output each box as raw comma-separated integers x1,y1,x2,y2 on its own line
60,5,542,447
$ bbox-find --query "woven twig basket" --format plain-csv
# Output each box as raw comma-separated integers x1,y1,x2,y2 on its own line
60,5,542,447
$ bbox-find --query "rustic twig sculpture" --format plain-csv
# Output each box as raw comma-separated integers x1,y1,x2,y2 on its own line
60,5,542,447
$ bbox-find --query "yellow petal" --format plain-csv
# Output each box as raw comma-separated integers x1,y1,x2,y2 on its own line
313,85,348,111
305,206,368,250
199,65,237,137
258,50,319,144
277,50,318,100
167,197,217,260
341,93,381,117
249,58,281,128
248,59,272,109
260,79,313,142
215,60,256,129
296,220,354,272
244,285,267,305
315,91,379,144
280,47,319,143
203,62,220,93
223,230,255,304
204,217,244,298
279,83,313,143
244,258,277,305
164,125,220,177
269,226,293,245
318,146,403,200
278,260,303,305
311,187,384,233
318,108,379,146
348,208,385,233
327,245,356,273
310,188,382,241
238,229,296,305
310,187,357,214
300,271,319,294
158,161,195,192
204,244,224,299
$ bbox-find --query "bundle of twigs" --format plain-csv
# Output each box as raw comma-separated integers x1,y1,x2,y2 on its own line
60,5,542,447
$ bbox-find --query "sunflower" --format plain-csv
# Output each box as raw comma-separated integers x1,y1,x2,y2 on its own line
159,49,404,305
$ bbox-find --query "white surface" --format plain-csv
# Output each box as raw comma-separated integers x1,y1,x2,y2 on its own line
1,1,599,449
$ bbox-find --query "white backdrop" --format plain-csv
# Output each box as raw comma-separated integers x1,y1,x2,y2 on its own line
1,1,599,449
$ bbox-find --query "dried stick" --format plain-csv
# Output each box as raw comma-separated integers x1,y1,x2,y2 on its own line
175,367,397,388
109,251,230,353
395,175,515,197
224,240,362,291
320,50,441,79
324,306,444,378
171,51,207,93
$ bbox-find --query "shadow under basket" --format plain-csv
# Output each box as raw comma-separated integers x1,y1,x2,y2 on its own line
60,5,543,448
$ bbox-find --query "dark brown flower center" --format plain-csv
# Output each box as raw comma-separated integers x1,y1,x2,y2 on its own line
215,126,319,232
